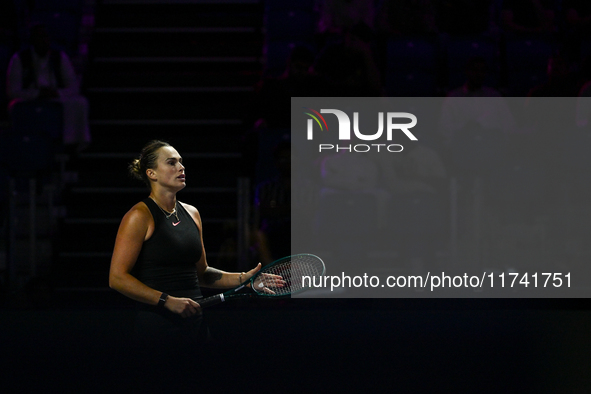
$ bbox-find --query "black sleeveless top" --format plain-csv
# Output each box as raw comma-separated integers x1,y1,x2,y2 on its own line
132,198,203,299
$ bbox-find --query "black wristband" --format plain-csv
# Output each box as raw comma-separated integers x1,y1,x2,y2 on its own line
158,293,169,307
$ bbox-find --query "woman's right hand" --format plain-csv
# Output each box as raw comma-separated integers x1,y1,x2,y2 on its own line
164,296,201,318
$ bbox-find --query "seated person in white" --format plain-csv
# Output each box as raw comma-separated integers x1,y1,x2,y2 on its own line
6,23,90,149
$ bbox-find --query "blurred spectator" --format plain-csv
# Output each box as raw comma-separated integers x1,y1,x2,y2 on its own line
501,0,556,34
6,24,91,151
376,0,438,36
253,141,291,264
447,56,502,97
527,55,580,96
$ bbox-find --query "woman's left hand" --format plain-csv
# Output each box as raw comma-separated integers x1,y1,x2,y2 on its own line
244,263,286,294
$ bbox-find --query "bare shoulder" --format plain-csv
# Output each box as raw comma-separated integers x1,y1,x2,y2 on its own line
126,201,151,221
112,202,153,268
119,201,153,233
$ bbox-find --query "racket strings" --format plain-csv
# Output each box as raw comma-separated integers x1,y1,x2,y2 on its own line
255,256,324,295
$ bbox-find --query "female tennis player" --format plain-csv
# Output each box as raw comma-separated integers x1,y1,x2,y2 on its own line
109,140,264,345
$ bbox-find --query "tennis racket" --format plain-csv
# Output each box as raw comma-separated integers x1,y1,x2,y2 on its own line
195,254,325,308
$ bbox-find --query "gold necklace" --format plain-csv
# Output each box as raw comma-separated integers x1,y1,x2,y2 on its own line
150,196,180,225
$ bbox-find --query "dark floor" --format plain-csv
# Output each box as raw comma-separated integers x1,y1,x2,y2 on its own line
1,295,590,393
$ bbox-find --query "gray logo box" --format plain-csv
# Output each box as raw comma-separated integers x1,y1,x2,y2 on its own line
291,97,591,298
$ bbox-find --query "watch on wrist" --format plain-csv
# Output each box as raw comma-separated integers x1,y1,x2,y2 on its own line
158,292,169,307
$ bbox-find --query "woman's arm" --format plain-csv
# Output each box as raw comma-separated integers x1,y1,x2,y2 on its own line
57,51,80,98
109,203,200,317
6,53,39,101
182,202,261,289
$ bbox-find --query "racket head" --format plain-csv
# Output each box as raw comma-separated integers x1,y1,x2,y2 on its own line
249,253,325,297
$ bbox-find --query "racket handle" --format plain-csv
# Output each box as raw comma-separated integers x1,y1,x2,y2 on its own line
195,293,225,308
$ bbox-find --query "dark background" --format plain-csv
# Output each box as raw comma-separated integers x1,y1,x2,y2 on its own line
1,0,591,392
